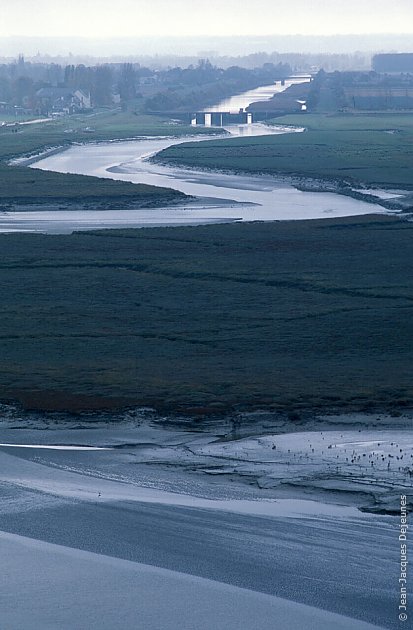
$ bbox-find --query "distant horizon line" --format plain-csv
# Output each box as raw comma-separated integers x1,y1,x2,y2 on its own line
1,33,413,40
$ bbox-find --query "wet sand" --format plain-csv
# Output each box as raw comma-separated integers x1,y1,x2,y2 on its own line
0,412,405,629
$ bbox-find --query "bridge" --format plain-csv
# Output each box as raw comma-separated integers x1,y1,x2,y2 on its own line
191,110,253,126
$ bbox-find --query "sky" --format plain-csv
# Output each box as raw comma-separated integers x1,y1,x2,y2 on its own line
1,0,413,38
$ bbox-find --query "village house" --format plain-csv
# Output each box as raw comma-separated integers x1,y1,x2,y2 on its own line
35,87,91,115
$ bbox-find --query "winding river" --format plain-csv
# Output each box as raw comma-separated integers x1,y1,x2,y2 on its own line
2,77,391,233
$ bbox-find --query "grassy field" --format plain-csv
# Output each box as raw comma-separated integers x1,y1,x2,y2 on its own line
0,215,412,414
0,163,185,206
0,111,219,206
0,111,216,161
154,113,413,188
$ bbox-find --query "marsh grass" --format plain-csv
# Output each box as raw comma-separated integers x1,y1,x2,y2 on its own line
154,113,413,187
0,215,412,413
0,111,218,205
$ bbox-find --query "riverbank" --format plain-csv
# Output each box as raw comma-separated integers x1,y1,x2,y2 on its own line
152,112,413,211
0,214,412,416
0,111,222,209
27,129,391,228
293,177,413,213
0,162,189,211
151,151,413,213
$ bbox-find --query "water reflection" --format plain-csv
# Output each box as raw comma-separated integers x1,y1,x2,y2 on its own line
18,127,385,234
204,75,310,113
1,77,388,234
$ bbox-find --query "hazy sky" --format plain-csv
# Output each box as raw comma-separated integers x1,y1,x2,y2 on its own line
1,0,413,38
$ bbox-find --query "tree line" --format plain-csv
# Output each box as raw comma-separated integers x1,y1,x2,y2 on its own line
0,57,291,111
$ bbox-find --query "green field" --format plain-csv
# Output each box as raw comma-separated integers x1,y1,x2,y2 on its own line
0,215,412,414
0,163,185,206
0,111,219,206
0,111,217,162
154,113,413,188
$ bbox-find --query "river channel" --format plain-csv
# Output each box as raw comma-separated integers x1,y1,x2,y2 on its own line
2,77,392,233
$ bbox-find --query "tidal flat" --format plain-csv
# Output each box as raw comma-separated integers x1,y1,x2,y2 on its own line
0,408,408,629
0,214,412,415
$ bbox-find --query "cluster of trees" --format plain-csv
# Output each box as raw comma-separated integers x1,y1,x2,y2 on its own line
144,61,292,112
0,56,292,113
63,62,154,105
0,57,153,108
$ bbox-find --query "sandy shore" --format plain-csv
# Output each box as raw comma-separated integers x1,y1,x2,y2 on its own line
1,407,411,515
0,409,406,629
1,531,383,630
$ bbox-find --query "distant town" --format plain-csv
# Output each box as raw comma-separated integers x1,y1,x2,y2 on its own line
1,53,413,124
